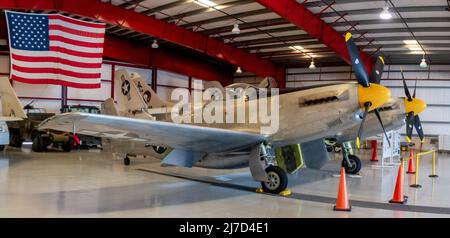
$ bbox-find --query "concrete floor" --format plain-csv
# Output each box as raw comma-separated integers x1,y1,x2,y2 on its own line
0,144,449,217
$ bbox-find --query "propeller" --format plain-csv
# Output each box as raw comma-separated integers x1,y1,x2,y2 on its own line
346,32,392,148
356,103,370,149
369,56,385,84
400,67,427,143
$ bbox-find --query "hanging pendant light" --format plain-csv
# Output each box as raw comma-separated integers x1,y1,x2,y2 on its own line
232,24,240,34
419,55,428,68
309,58,316,70
379,1,392,20
151,40,159,49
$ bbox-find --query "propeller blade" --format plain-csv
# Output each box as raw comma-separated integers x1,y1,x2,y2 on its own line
374,109,391,147
406,112,415,142
414,115,425,143
400,67,412,100
356,103,370,149
345,32,370,87
369,56,385,84
413,80,417,98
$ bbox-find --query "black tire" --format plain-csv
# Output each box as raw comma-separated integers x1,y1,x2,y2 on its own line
9,133,23,148
124,157,130,166
61,137,73,152
32,135,45,152
61,141,72,152
261,166,288,194
0,145,4,151
341,154,362,174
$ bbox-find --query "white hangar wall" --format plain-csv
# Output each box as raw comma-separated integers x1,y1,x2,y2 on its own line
286,64,450,138
0,54,206,114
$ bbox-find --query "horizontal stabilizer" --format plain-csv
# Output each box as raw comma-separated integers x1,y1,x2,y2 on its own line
161,149,205,168
0,116,23,122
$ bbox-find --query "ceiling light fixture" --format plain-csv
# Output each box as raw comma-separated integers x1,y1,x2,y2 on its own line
420,55,428,68
403,40,424,54
379,1,392,20
151,39,159,49
309,58,316,70
236,66,242,73
232,24,240,34
289,45,304,52
194,0,217,8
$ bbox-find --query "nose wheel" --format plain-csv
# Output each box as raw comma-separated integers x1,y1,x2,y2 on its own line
342,154,361,174
261,166,288,194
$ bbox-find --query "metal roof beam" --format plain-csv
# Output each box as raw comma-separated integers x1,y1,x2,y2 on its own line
181,8,271,29
256,0,374,72
118,0,147,9
200,18,289,36
139,0,191,15
162,0,254,23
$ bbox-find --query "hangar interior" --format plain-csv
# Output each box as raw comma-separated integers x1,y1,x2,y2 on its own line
1,0,450,218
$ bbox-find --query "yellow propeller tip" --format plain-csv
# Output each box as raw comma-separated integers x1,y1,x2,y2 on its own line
345,32,352,42
379,56,385,65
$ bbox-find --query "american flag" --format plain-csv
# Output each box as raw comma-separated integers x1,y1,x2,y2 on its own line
5,11,105,89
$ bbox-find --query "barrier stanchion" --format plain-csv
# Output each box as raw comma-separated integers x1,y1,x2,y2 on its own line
429,151,439,178
410,153,422,188
410,149,437,188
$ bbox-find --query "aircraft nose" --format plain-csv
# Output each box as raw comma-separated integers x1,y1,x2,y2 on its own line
405,98,427,115
357,83,392,111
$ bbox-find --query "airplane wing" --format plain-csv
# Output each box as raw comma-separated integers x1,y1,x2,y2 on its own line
38,112,267,153
0,116,24,121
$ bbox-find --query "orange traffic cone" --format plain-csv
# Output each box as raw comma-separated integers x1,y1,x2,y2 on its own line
406,150,415,174
334,167,351,211
389,160,408,204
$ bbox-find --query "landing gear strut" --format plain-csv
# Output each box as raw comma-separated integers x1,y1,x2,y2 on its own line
341,141,362,174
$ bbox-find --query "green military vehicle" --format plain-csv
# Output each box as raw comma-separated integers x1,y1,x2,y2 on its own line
60,105,102,149
8,104,74,152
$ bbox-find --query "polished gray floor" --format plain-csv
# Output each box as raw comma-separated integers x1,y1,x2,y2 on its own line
0,144,449,217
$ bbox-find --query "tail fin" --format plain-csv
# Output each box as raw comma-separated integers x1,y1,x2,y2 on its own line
114,69,149,116
129,73,171,108
101,98,119,116
0,77,26,121
258,77,278,88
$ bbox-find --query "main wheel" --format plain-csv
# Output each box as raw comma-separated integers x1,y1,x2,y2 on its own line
341,154,362,174
124,156,130,166
9,133,23,148
0,145,4,151
32,135,45,152
61,138,73,152
261,166,288,194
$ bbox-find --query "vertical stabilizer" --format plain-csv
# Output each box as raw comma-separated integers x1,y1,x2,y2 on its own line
114,69,149,117
0,77,26,120
130,72,172,109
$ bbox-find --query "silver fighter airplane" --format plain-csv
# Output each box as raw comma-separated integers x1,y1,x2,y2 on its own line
38,33,395,194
